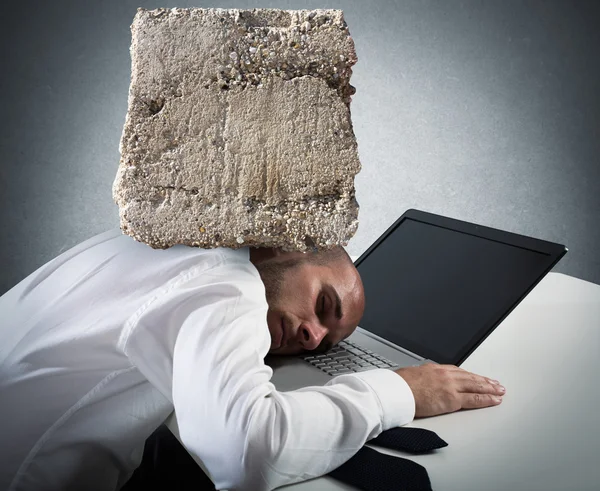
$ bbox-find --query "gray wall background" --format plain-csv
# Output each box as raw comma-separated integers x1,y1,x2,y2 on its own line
1,0,598,295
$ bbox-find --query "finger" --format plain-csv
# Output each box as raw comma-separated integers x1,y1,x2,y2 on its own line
461,392,503,410
453,365,501,383
458,378,506,396
457,371,505,389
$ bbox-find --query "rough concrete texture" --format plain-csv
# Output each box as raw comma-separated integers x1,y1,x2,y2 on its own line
113,7,361,251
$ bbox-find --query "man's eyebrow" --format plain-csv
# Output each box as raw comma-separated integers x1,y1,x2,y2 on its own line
328,286,343,320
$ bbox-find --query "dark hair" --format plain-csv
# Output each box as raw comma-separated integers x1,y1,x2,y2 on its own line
254,246,353,300
278,246,352,269
308,246,352,266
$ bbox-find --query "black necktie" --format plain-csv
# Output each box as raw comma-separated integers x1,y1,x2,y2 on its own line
328,427,447,491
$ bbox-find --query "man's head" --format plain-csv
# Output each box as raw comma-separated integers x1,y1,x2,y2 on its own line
250,246,365,355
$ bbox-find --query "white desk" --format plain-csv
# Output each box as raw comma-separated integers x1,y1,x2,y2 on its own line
167,272,600,490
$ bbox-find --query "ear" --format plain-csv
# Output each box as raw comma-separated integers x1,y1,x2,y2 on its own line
271,247,285,258
250,247,307,266
276,249,308,261
249,247,279,265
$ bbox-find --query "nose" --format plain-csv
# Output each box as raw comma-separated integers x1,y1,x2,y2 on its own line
298,321,327,351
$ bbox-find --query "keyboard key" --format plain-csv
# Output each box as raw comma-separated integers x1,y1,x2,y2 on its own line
347,347,364,355
330,352,350,358
301,339,398,375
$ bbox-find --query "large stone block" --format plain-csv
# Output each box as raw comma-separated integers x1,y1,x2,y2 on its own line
113,7,361,251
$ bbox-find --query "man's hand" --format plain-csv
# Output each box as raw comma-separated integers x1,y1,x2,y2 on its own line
395,363,506,418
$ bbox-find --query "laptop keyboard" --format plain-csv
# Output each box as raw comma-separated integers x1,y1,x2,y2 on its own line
301,339,398,376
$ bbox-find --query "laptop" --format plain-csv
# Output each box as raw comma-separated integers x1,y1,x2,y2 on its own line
266,209,567,391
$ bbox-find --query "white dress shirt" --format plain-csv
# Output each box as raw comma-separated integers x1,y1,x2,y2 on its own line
0,229,415,491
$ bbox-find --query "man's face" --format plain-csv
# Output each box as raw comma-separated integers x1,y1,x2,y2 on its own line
255,254,365,355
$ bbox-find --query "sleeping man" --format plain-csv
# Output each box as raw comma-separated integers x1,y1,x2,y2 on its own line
0,230,505,490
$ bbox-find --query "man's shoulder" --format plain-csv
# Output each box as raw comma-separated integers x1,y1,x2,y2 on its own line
109,233,255,276
69,232,261,297
170,246,261,290
192,247,254,274
210,246,250,263
204,248,262,288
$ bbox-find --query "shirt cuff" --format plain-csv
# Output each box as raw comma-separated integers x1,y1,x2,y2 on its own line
352,369,416,430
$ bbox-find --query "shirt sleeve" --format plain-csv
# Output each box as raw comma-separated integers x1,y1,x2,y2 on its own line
121,254,415,491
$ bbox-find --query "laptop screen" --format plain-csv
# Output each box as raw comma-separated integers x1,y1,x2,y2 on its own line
355,213,566,365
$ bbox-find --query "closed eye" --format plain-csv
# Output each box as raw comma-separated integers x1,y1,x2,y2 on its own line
317,294,326,316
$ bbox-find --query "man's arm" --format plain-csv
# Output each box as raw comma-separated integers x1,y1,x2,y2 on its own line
121,257,415,491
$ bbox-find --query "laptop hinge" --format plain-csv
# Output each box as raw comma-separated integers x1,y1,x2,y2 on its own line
356,327,426,361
